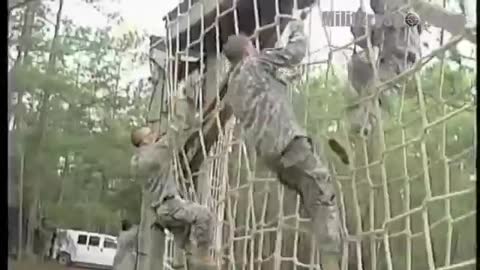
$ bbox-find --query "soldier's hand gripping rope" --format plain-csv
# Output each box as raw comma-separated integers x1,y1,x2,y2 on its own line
222,11,343,253
130,127,216,268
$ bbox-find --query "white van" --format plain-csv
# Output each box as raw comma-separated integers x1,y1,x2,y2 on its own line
53,229,118,269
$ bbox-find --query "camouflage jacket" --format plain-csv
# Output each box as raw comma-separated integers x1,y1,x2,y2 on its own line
130,137,179,210
224,20,308,165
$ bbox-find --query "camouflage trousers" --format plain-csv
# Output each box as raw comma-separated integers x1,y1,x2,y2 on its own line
153,196,215,256
276,136,343,253
113,251,136,270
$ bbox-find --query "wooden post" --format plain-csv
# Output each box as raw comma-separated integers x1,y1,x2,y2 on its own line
148,229,166,270
136,190,150,270
18,152,24,260
137,36,170,270
148,35,170,132
196,55,218,205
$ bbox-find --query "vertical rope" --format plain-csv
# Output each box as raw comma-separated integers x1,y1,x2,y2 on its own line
151,1,477,270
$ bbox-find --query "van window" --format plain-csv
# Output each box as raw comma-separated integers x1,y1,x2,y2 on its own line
104,238,117,249
77,235,87,245
88,236,100,247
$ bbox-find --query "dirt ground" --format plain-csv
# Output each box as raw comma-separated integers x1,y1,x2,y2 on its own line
11,259,94,270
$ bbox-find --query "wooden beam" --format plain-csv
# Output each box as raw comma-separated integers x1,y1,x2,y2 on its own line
164,0,222,40
177,70,232,185
412,0,476,43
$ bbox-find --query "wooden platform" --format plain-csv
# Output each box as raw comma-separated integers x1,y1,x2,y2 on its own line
154,0,316,79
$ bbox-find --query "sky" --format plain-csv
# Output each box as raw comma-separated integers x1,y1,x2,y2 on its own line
61,0,475,82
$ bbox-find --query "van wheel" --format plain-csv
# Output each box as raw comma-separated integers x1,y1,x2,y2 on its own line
57,252,71,266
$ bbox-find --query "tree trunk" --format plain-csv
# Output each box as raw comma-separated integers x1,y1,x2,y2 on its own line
18,152,25,260
56,66,79,206
111,57,121,120
9,0,37,213
56,153,69,205
15,1,38,258
9,0,41,14
98,172,108,214
26,0,64,258
9,0,36,114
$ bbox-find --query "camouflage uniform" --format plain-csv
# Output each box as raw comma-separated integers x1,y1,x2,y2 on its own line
223,20,343,253
348,1,422,136
113,225,138,270
130,136,215,255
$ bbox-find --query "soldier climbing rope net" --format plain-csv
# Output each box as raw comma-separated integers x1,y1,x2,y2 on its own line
139,0,476,269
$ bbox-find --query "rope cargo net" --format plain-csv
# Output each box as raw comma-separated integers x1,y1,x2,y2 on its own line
148,0,476,269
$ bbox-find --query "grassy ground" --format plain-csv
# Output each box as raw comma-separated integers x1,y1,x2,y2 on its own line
11,259,89,270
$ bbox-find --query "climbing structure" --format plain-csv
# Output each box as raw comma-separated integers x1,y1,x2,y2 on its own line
146,0,476,269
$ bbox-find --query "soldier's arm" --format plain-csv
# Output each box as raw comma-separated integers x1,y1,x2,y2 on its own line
130,140,169,177
261,20,307,67
113,227,138,268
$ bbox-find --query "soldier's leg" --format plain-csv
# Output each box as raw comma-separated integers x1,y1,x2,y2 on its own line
278,136,343,253
155,197,216,267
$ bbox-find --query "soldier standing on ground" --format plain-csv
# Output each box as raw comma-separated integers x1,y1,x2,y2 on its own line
113,219,138,270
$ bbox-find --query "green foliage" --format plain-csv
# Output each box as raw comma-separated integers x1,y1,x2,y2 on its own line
9,2,476,268
297,62,475,269
9,1,149,235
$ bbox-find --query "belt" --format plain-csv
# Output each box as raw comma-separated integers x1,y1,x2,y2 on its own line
150,195,176,231
151,194,176,212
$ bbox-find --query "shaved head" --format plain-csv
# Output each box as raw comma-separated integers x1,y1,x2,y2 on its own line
131,127,157,147
223,34,256,63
